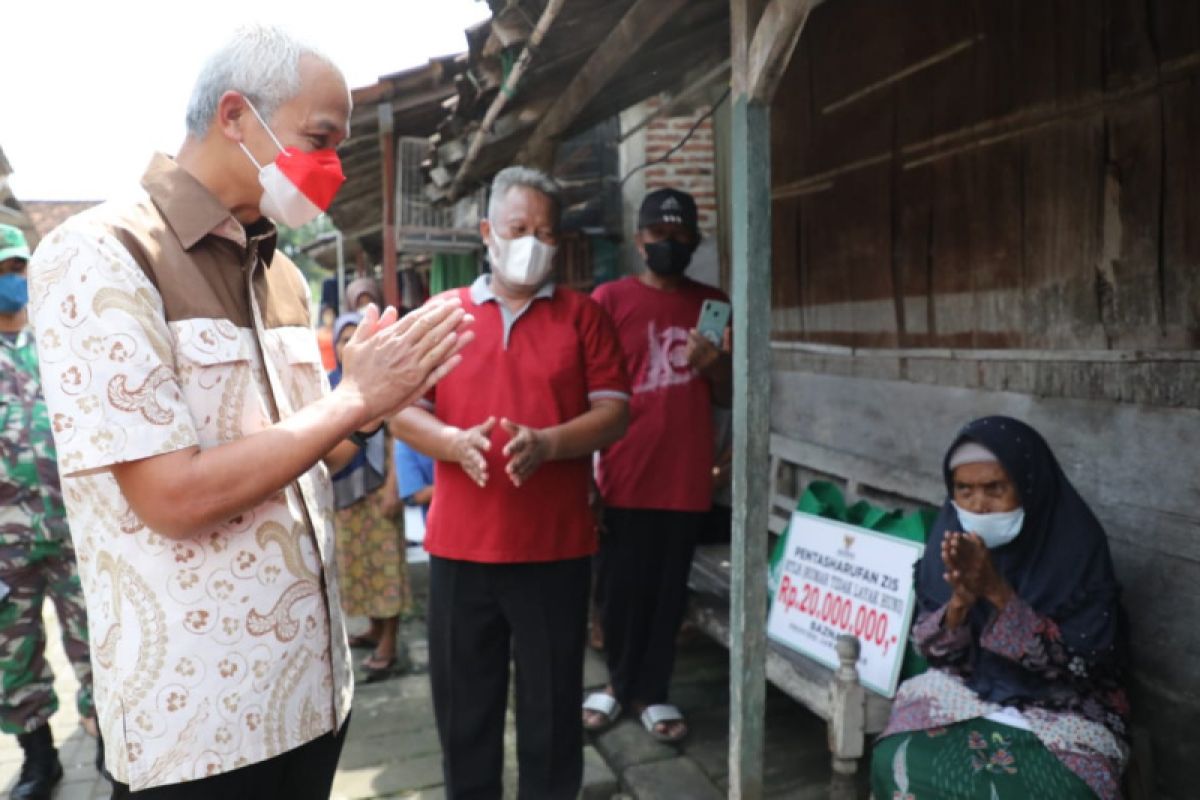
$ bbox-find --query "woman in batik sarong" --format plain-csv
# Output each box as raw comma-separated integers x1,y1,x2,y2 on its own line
871,416,1129,800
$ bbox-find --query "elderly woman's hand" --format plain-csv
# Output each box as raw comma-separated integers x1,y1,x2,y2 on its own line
944,532,1014,612
941,532,978,628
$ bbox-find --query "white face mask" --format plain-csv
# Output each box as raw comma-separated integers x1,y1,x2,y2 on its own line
953,502,1026,549
488,231,557,289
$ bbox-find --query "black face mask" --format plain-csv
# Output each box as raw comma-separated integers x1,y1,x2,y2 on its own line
644,239,694,276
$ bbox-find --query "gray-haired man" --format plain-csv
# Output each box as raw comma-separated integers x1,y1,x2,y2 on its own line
27,25,471,798
391,166,630,799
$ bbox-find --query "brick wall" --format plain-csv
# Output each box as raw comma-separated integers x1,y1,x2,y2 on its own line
640,100,718,236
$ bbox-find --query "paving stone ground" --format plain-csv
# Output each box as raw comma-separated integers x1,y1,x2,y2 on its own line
2,553,869,799
584,628,873,799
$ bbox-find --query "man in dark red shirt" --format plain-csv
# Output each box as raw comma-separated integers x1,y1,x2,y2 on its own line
391,166,630,799
584,188,731,743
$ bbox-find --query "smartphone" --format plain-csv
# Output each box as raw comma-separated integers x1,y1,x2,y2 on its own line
696,299,731,346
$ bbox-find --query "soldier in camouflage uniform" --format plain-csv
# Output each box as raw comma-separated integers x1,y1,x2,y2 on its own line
0,223,97,800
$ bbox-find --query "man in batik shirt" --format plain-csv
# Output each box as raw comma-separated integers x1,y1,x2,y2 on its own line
27,25,469,799
0,222,97,800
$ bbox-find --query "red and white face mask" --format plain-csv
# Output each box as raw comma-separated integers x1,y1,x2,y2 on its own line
239,99,345,227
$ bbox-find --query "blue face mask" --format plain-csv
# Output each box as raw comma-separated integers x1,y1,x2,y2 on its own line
0,273,28,314
952,502,1025,549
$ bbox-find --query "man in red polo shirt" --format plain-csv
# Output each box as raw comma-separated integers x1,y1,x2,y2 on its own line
583,188,731,744
390,166,630,800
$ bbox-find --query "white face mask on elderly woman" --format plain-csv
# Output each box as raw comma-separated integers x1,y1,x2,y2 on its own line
487,230,557,289
952,503,1026,549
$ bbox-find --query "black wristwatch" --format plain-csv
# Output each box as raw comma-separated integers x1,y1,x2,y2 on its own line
349,423,385,447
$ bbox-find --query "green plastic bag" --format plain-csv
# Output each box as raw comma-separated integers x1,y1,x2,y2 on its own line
767,481,933,680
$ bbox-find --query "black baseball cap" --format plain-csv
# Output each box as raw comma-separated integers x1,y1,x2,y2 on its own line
638,188,699,237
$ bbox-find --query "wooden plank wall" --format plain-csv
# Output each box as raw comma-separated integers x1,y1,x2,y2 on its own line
771,0,1200,386
767,1,1200,796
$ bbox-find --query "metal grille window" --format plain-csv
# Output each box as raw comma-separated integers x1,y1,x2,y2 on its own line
396,137,485,254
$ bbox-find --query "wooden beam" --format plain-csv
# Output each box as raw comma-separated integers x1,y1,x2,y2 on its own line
617,58,732,144
448,0,568,200
517,0,691,166
747,0,824,104
378,102,400,308
731,0,767,95
729,0,771,797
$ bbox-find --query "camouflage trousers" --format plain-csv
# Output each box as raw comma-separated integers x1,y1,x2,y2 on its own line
0,544,94,734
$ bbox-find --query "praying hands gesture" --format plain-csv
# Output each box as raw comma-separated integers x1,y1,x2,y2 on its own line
941,531,1015,629
338,300,472,421
433,417,551,489
434,417,551,488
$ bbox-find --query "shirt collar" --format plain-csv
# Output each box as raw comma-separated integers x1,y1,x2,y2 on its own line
140,152,278,265
468,274,556,306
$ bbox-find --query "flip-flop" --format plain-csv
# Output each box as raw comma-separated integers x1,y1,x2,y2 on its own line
582,692,622,732
361,654,399,683
639,704,688,743
348,634,379,650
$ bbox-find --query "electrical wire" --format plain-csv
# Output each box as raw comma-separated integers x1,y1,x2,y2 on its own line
619,87,731,186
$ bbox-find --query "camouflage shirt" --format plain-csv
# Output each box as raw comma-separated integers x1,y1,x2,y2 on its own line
0,326,69,558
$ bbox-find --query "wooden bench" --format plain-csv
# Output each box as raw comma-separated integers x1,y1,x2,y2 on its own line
688,545,888,774
686,433,941,774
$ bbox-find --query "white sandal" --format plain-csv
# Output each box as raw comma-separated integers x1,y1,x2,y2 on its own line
639,704,687,743
582,692,622,732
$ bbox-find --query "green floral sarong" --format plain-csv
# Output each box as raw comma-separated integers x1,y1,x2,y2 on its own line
871,719,1096,799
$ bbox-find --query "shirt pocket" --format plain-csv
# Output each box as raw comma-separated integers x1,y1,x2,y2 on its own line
171,318,255,445
523,335,588,423
270,326,328,411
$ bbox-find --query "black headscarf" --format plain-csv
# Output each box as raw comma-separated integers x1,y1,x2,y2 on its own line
915,416,1126,705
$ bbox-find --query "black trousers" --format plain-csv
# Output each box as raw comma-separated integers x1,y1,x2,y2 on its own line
110,719,348,799
598,508,702,707
697,502,732,545
428,555,590,800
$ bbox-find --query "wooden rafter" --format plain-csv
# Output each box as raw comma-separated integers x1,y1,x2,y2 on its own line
448,0,569,200
378,101,400,307
516,0,691,166
746,0,824,104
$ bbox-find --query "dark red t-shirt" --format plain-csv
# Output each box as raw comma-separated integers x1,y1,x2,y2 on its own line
423,279,630,563
592,276,728,512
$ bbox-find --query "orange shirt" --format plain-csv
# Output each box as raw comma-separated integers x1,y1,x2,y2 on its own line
317,325,337,371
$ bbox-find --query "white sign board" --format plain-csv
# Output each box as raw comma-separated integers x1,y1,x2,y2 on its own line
766,511,923,697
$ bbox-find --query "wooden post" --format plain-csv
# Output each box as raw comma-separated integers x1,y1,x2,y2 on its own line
728,1,822,797
829,635,866,774
378,101,400,308
728,2,769,797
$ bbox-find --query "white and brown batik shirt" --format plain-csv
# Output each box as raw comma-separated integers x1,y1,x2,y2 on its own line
26,153,352,790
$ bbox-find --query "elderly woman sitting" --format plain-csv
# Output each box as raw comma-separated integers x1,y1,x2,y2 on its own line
871,416,1129,800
